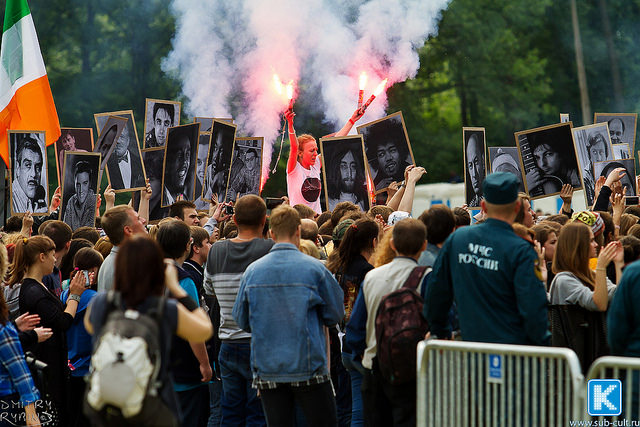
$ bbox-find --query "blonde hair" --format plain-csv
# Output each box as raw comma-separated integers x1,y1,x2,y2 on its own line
297,134,316,160
371,227,396,267
270,205,301,238
7,236,56,287
552,222,595,289
299,239,320,259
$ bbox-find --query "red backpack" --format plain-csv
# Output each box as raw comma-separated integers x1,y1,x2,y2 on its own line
374,266,430,384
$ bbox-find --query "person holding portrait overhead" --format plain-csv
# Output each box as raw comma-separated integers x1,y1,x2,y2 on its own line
63,161,97,230
12,135,47,214
326,144,368,211
286,107,365,214
163,129,193,206
146,103,175,147
583,132,610,205
226,149,260,201
106,124,145,190
364,119,413,192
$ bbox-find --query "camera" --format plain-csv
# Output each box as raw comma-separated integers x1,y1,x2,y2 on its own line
224,204,234,215
625,196,639,206
265,197,284,210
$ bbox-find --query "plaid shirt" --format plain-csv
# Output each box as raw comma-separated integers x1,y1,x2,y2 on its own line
252,374,331,390
0,323,40,405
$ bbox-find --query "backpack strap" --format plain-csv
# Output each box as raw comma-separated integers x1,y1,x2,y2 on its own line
402,266,429,291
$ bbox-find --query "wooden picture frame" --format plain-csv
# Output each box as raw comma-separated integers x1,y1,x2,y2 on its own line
319,134,371,212
571,122,614,206
356,111,415,194
8,130,49,216
194,133,213,210
161,123,200,207
224,137,264,202
193,117,234,132
144,98,182,148
59,151,101,230
515,122,582,200
55,128,94,185
203,120,237,203
488,146,525,193
463,127,487,209
93,116,128,172
593,113,637,149
141,147,166,222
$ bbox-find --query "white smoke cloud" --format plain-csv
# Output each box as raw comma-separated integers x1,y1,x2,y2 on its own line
163,0,448,184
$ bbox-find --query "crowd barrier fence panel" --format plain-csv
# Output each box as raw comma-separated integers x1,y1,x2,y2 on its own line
585,356,640,423
416,339,584,426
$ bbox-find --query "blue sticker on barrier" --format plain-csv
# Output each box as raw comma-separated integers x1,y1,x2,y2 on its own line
488,354,503,383
587,379,622,416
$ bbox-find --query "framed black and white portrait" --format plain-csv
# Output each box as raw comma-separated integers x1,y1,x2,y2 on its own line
142,147,166,222
488,147,525,193
613,143,630,160
571,123,614,206
144,99,181,148
60,152,101,230
319,135,370,212
93,116,127,172
161,123,200,207
463,128,487,208
95,110,147,193
194,133,212,210
224,137,264,202
55,128,94,185
515,122,582,200
560,113,570,123
594,158,637,197
9,131,49,215
203,120,237,202
594,113,637,151
193,117,234,133
357,112,415,194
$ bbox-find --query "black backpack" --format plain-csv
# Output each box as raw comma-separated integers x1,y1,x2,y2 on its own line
84,292,177,426
375,266,430,384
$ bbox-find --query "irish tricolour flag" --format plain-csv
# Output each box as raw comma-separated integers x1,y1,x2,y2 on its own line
0,0,59,166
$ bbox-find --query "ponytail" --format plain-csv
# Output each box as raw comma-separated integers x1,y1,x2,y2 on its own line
7,236,55,287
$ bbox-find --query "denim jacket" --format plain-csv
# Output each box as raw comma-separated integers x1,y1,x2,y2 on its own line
233,243,344,383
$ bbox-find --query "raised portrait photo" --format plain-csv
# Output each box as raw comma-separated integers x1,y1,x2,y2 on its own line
357,112,415,194
142,147,167,222
515,122,582,199
161,123,200,207
55,128,93,184
594,158,637,197
194,133,212,210
93,116,127,171
9,131,49,215
319,135,370,212
144,99,181,148
488,147,525,193
60,152,101,230
463,128,487,208
571,123,614,206
225,137,264,202
613,143,630,160
594,113,637,149
193,117,234,133
203,120,237,202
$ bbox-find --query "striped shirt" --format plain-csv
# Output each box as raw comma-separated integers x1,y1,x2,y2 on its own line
0,322,40,405
204,238,274,340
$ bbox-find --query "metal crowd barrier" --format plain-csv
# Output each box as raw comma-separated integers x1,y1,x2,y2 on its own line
416,339,584,426
585,356,640,423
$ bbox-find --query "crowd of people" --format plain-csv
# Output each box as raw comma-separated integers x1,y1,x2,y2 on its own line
3,129,640,426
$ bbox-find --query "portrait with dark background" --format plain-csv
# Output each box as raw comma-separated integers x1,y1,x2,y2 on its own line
357,112,414,193
60,152,100,230
463,127,486,208
194,133,212,210
93,116,127,171
142,147,167,221
320,135,370,212
144,98,181,148
594,158,637,197
9,131,49,215
225,137,263,202
161,122,199,207
572,123,614,206
488,146,525,193
55,128,93,184
203,120,237,202
515,122,581,200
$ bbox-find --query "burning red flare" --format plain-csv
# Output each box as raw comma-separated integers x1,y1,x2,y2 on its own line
358,72,367,108
273,74,283,94
286,81,294,110
362,77,388,111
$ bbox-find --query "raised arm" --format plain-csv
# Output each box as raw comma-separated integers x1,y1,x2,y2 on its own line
138,179,152,224
335,107,366,137
286,110,299,174
398,166,426,213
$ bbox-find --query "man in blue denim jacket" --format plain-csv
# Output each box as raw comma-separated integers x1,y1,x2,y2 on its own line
233,204,344,425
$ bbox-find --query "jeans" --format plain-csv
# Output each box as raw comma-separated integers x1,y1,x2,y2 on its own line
219,341,265,426
342,354,365,427
177,384,210,427
259,381,337,427
208,379,222,427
